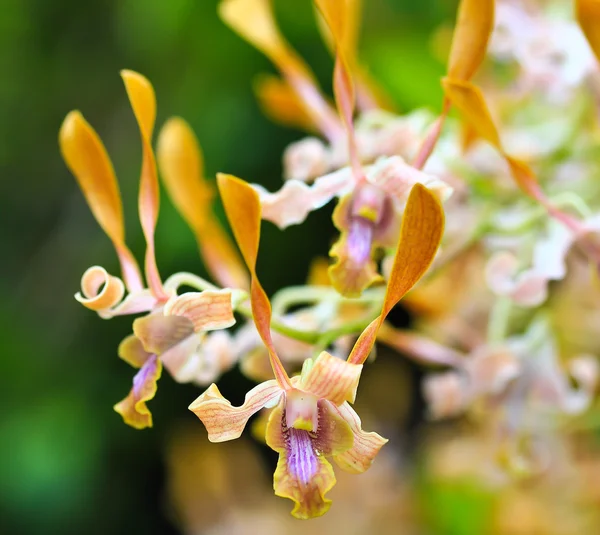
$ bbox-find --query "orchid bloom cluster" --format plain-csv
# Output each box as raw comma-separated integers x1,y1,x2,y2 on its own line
60,0,600,521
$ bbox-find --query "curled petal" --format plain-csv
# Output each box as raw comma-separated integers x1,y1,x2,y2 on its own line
164,290,236,332
447,0,495,82
255,166,353,228
114,354,162,429
348,184,445,365
331,402,387,474
121,70,167,301
156,118,248,289
485,251,548,307
301,352,363,405
118,334,152,368
218,174,292,389
266,401,338,519
189,380,282,442
59,112,142,291
75,266,125,312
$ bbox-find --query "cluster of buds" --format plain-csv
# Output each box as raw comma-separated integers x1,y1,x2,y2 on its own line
60,0,600,521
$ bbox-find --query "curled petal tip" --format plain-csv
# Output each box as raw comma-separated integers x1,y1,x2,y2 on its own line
75,266,125,313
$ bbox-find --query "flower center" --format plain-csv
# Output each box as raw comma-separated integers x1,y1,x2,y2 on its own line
287,427,319,485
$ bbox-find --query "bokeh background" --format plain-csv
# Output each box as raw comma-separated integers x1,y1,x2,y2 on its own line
1,0,464,533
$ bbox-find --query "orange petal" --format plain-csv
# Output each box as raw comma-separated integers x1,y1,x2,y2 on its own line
447,0,495,82
348,184,445,365
577,0,600,64
331,402,388,474
265,400,338,519
59,112,142,292
75,266,125,312
164,290,236,332
300,351,363,405
254,74,315,131
188,380,282,442
219,0,341,139
118,334,152,368
121,70,167,301
217,173,292,389
156,118,248,289
114,354,162,429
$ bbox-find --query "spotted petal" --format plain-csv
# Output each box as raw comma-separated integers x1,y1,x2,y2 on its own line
331,402,387,474
114,354,162,429
188,380,282,442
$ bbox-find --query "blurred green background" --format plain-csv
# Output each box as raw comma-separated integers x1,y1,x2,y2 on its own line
0,0,456,533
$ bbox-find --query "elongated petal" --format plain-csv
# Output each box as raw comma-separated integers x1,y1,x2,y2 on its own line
577,0,600,63
97,289,157,319
121,70,167,300
447,0,495,82
265,401,337,519
114,354,162,429
348,184,445,365
332,402,387,474
301,351,363,405
188,380,282,442
156,118,248,289
219,0,341,139
59,112,142,291
254,74,315,131
255,166,353,228
75,266,125,312
164,290,236,332
217,174,292,389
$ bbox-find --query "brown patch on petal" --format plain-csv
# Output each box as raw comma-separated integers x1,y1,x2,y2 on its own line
133,313,195,355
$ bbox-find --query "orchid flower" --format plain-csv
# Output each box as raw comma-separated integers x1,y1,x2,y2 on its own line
189,174,444,517
60,71,245,428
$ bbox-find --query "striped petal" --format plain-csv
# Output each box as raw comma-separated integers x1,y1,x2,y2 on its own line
121,70,167,301
156,118,248,289
300,351,363,405
59,112,142,292
331,402,387,474
188,380,282,442
114,354,162,429
163,290,236,332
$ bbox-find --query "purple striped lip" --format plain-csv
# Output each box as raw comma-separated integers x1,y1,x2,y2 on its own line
347,217,374,266
287,427,318,484
133,354,158,397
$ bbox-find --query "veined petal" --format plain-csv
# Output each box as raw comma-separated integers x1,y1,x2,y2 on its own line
447,0,495,82
188,380,282,442
348,184,444,365
164,290,236,332
118,334,152,368
121,70,167,301
217,174,292,389
114,354,162,429
156,118,248,289
75,266,125,312
255,166,353,228
331,402,387,474
301,351,363,405
266,401,338,519
577,0,600,63
59,112,142,292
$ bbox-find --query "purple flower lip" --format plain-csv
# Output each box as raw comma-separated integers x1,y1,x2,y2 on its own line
347,216,374,266
133,354,158,397
287,427,318,485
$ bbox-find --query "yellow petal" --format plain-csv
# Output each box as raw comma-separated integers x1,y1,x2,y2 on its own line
300,351,363,405
217,173,292,389
59,112,142,292
447,0,495,82
118,334,152,368
156,117,248,289
577,0,600,63
348,184,445,365
188,380,282,442
332,402,388,474
121,70,166,300
114,354,162,429
164,290,236,332
74,265,125,312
